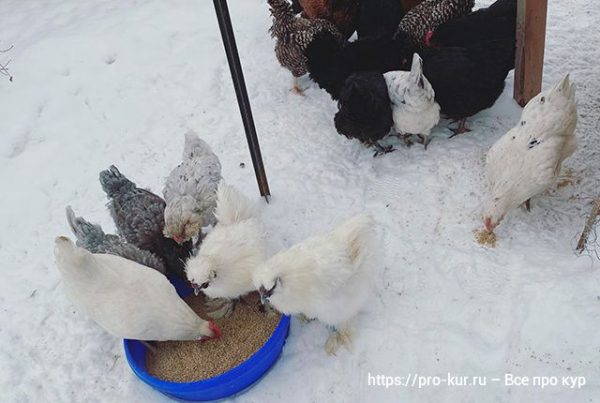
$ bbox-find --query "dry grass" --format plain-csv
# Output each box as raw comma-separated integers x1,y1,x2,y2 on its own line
146,293,281,382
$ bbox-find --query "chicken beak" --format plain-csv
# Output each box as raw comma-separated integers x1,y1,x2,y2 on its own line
192,281,209,296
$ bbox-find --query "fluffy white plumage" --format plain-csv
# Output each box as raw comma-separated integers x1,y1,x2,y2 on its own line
252,214,380,354
383,53,440,147
54,236,219,341
483,75,578,231
163,131,222,243
185,182,267,312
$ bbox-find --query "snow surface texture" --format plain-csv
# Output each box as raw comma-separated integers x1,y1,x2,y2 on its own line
1,1,599,402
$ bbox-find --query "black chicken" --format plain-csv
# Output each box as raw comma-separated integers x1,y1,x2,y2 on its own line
357,0,404,40
426,0,517,50
417,0,517,133
418,37,515,134
334,72,394,155
306,31,413,99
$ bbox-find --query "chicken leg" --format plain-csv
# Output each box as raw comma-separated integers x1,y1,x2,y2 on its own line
324,325,353,356
416,134,431,149
291,77,305,96
449,118,471,137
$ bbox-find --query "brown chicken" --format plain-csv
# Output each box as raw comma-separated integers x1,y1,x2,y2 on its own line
296,0,360,39
296,0,424,39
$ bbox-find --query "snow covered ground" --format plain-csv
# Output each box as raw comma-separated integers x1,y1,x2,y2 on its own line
1,0,599,402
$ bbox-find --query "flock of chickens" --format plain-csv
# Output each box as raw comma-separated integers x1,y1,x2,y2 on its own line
55,132,379,355
268,0,578,232
53,0,580,367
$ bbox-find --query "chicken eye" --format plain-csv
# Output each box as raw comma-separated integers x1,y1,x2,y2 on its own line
209,270,217,280
540,96,545,104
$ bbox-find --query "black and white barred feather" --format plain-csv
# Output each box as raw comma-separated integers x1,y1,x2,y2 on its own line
394,0,474,46
268,0,343,77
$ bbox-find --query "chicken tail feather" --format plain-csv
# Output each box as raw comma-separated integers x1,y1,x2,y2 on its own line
213,181,257,226
333,214,376,268
65,206,106,244
99,165,135,198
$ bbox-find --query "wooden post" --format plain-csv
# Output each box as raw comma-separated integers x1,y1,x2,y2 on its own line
514,0,548,106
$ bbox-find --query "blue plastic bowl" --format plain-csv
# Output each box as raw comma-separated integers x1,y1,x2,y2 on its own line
123,277,290,401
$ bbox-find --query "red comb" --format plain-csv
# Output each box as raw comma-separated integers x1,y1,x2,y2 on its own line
424,31,434,47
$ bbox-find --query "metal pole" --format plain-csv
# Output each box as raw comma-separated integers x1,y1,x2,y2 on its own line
213,0,271,200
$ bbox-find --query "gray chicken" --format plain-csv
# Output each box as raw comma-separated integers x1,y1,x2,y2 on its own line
163,131,222,245
268,0,344,94
394,0,474,47
99,165,193,279
65,206,167,275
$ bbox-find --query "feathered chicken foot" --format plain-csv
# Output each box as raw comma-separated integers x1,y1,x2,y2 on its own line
291,77,305,96
205,298,237,319
449,119,471,137
324,325,353,356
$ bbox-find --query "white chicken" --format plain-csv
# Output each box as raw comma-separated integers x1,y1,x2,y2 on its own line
163,131,222,244
483,74,577,232
252,214,380,355
54,236,221,341
383,53,440,148
185,181,267,318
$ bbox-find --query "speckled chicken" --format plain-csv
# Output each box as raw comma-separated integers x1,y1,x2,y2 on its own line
99,165,193,279
483,75,578,233
163,131,222,245
268,0,343,94
65,206,167,275
384,53,440,148
394,0,474,46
